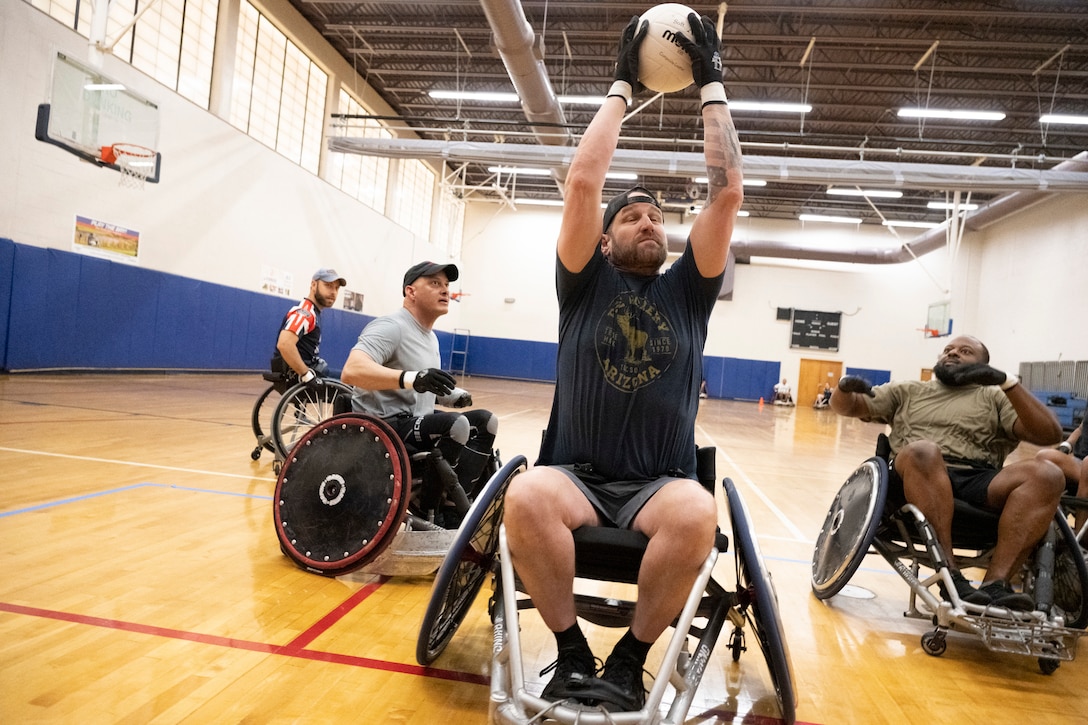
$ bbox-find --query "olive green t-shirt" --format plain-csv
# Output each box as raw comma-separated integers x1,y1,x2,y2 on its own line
861,379,1019,469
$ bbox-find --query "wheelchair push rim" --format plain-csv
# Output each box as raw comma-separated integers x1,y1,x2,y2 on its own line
726,478,797,725
416,454,527,665
274,413,412,576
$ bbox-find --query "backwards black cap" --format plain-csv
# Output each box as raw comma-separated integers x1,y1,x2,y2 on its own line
602,186,661,233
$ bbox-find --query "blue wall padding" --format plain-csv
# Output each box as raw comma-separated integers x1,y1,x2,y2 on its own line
0,240,815,399
715,356,782,401
0,241,373,373
845,367,892,387
0,239,16,369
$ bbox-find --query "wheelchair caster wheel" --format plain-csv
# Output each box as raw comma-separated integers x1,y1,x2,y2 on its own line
920,630,947,657
728,626,746,662
1038,657,1060,675
251,447,262,461
273,460,282,475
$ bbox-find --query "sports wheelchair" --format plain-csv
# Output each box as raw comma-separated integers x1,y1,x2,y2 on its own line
272,412,501,578
250,371,353,474
417,449,797,725
812,435,1088,674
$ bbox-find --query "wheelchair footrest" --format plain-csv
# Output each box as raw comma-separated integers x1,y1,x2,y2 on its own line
966,615,1086,661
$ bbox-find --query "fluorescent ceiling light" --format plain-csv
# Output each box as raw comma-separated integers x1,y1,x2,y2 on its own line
883,220,940,229
560,95,607,106
728,101,811,114
799,213,862,224
693,176,766,186
897,107,1005,121
927,201,979,210
488,166,550,176
826,188,903,199
84,83,126,91
1040,113,1088,126
430,90,518,102
430,90,811,114
488,166,636,181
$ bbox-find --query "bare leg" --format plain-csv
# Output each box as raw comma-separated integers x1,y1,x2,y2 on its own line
893,441,958,566
984,459,1066,582
502,467,600,632
1036,448,1087,531
628,479,718,642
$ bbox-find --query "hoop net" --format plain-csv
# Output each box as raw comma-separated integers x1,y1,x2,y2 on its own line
102,144,156,189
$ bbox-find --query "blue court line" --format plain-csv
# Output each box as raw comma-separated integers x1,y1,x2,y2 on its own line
0,483,272,518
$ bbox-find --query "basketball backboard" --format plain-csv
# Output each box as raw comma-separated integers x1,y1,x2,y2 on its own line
34,52,161,183
925,301,952,337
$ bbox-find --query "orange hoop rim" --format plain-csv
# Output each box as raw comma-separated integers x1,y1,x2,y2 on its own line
101,143,157,165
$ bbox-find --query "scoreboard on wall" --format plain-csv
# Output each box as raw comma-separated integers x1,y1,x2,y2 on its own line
790,309,841,351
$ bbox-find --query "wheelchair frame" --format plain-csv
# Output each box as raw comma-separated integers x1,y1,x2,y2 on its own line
812,453,1088,674
417,454,797,725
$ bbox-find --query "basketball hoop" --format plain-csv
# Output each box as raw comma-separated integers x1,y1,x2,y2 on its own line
101,143,156,189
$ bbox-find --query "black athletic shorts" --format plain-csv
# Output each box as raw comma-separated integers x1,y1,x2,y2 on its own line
889,458,999,510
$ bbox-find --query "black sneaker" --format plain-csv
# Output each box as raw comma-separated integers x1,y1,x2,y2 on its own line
978,580,1035,611
540,644,597,702
596,648,647,712
939,570,991,605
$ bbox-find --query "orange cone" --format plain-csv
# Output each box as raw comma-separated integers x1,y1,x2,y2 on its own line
759,396,764,409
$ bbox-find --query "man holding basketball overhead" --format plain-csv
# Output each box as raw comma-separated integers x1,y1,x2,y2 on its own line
502,11,743,712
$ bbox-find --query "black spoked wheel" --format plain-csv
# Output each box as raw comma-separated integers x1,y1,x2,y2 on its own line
416,455,527,665
271,380,354,459
1052,510,1088,629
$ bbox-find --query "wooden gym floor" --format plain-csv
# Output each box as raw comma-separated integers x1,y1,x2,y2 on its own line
1,373,1085,724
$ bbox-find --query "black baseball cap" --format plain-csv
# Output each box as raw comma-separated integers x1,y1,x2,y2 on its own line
602,186,661,232
403,261,459,295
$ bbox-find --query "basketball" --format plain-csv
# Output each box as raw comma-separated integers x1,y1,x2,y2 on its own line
637,4,696,93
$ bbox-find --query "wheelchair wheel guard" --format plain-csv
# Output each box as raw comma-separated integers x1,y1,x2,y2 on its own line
726,478,797,725
274,413,412,577
811,457,888,600
416,455,527,665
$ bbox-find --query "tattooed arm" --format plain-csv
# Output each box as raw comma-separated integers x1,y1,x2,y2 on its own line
689,101,743,278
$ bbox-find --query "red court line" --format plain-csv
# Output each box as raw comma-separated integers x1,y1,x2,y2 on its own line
0,600,487,686
287,575,389,649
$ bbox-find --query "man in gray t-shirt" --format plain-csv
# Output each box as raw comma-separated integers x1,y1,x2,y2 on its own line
341,261,497,526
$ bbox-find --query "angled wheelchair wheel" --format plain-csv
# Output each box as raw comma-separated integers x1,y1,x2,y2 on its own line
725,478,797,725
416,455,527,665
1052,509,1088,629
271,380,354,458
250,384,281,459
274,414,411,577
811,457,888,600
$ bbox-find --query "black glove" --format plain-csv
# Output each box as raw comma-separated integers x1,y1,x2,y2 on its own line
614,15,647,92
945,363,1007,387
675,13,723,87
838,375,875,397
412,368,456,396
